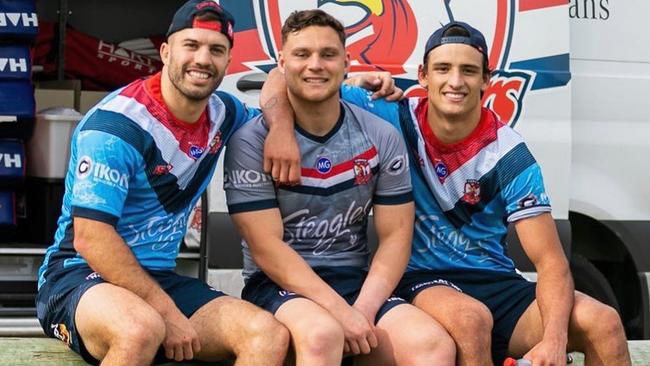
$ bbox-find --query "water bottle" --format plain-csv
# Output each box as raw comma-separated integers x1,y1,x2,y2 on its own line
502,358,532,366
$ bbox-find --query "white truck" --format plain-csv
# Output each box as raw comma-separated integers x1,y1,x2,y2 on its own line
203,0,650,340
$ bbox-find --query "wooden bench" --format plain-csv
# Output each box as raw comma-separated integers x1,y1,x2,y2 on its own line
2,337,650,365
0,337,232,365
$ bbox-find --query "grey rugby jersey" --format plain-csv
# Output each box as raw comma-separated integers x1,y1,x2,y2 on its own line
224,101,412,279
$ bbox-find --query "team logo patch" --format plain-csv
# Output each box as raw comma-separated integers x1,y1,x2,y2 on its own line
85,272,101,281
208,131,223,154
387,155,406,175
316,157,332,174
76,156,92,179
189,145,204,159
434,159,448,180
518,193,538,208
51,323,71,346
353,159,372,185
278,290,296,297
462,179,481,205
152,164,173,176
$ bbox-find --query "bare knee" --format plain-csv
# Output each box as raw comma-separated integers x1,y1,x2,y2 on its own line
403,330,456,365
581,303,626,345
113,311,165,352
296,318,344,358
449,301,492,338
240,311,290,356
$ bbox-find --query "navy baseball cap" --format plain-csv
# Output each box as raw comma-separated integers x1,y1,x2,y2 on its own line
167,0,235,47
423,21,488,60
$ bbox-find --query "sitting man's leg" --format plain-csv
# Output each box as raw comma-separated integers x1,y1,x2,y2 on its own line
38,266,166,365
413,286,494,366
152,271,289,365
396,273,494,366
57,267,289,366
75,283,166,365
354,302,456,366
509,292,631,366
275,298,346,366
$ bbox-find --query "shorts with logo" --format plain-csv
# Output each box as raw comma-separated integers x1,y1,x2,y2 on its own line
395,268,536,364
36,263,225,365
242,266,407,324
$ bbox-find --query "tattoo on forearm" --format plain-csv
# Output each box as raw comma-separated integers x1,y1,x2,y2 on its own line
263,97,278,111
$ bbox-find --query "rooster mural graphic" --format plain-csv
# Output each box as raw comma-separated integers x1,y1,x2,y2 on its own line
317,0,418,74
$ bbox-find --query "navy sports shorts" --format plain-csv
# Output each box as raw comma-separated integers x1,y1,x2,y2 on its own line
36,264,225,365
242,266,407,324
395,268,536,364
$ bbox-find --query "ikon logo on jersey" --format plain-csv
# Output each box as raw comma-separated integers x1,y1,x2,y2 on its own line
224,169,272,188
76,156,129,190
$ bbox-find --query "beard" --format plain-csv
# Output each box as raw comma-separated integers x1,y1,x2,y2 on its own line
167,61,223,101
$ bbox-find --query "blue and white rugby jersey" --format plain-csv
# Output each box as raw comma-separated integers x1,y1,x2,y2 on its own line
38,73,258,288
341,85,552,273
224,101,412,280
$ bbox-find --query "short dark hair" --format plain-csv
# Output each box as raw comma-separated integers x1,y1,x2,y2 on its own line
281,9,346,47
423,25,491,77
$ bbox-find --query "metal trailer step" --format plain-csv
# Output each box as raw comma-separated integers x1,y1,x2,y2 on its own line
0,317,43,337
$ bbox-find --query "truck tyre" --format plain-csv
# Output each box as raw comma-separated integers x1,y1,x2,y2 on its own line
570,254,620,312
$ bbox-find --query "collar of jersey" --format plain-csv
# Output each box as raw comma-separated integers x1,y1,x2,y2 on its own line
294,103,346,144
144,72,207,131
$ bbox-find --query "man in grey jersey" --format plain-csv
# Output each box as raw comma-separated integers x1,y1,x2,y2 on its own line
224,9,455,366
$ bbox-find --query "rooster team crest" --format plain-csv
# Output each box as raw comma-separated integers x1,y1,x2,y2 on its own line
208,131,223,154
353,159,372,185
462,179,481,205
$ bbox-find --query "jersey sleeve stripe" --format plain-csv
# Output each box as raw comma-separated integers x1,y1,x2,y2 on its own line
507,204,552,222
374,192,414,205
228,199,278,214
71,206,120,226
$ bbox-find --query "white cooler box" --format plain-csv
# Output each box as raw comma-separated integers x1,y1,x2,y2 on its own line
27,108,83,179
24,108,83,244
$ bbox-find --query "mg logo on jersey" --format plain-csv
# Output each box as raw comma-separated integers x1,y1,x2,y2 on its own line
434,159,448,181
189,145,204,159
316,157,332,174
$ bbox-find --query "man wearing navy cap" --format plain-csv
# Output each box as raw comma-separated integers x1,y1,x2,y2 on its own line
34,1,299,364
335,20,631,365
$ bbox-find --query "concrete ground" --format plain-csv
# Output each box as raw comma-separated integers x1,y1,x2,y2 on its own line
1,337,649,365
